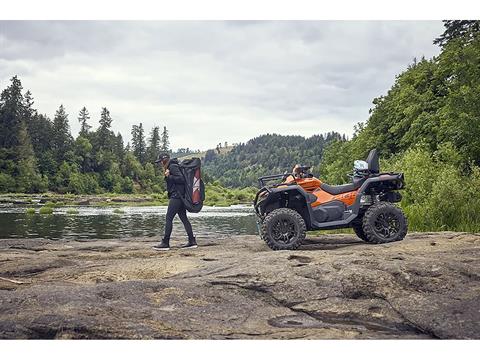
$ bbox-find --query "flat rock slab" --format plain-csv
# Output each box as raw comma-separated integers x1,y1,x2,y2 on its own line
0,232,479,339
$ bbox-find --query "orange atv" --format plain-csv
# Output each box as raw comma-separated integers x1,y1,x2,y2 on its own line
253,149,408,250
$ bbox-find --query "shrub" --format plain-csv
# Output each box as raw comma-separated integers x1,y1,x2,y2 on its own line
68,173,100,194
383,145,480,232
39,206,53,214
121,177,134,194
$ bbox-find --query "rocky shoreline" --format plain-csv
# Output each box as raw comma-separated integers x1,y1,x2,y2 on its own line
0,232,479,339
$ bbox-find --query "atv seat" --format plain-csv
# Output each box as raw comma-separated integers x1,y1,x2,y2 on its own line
320,149,379,195
320,182,361,195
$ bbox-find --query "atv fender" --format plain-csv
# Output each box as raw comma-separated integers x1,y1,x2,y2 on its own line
254,184,315,228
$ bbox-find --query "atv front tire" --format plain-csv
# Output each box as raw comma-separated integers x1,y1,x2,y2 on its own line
261,208,306,250
352,219,368,241
362,202,408,244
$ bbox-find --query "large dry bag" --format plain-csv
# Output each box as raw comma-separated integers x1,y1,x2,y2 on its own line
178,157,205,213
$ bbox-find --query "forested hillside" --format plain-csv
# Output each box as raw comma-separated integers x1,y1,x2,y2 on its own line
203,133,345,187
319,20,480,232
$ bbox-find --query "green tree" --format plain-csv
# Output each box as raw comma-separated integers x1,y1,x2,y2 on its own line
434,20,480,47
52,105,74,164
74,136,93,173
97,107,114,150
0,76,24,148
123,151,144,182
147,126,161,163
160,126,170,152
16,121,45,192
78,106,91,137
131,123,147,164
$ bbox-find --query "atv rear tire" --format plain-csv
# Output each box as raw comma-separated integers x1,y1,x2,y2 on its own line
261,208,306,250
362,202,408,244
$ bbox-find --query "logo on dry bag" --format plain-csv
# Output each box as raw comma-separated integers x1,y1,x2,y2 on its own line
192,168,201,204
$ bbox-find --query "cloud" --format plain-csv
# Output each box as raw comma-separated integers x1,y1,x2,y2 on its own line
0,21,444,150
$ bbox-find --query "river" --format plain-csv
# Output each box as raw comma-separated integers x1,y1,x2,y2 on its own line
0,205,258,240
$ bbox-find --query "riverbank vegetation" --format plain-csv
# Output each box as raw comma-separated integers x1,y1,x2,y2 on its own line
319,21,480,232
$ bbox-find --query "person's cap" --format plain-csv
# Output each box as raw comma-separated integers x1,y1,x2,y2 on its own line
155,152,170,163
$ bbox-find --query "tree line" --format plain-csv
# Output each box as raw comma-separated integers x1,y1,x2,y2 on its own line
0,77,172,194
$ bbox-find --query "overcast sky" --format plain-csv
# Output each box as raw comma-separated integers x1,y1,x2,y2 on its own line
0,21,444,150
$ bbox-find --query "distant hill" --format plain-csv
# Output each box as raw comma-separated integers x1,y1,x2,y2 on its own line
202,132,345,188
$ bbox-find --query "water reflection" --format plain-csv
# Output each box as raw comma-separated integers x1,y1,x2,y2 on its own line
0,205,258,240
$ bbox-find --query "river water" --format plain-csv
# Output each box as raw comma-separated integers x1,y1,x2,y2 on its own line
0,205,258,240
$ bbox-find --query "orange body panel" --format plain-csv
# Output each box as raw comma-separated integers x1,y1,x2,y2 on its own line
310,188,358,207
290,176,358,207
293,177,321,192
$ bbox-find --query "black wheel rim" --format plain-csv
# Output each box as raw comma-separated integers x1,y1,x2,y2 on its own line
270,216,297,244
374,212,400,239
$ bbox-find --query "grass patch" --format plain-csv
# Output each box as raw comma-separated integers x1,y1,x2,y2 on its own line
66,208,79,215
39,206,54,215
26,208,36,215
113,208,125,214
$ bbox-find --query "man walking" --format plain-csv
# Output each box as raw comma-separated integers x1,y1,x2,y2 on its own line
153,153,197,251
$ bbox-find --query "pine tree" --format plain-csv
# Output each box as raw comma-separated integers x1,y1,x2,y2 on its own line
23,90,36,120
114,132,125,161
16,120,41,192
434,20,480,47
99,107,112,130
160,126,170,152
52,105,73,163
147,126,160,163
96,107,115,151
17,120,35,163
78,107,91,137
131,123,146,164
0,76,24,148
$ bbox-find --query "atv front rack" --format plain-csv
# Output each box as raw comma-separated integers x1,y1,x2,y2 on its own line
257,173,293,188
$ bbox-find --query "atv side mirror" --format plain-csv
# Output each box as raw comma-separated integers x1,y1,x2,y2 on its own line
354,160,368,171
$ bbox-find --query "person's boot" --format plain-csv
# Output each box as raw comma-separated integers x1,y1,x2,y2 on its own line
152,239,170,251
180,237,197,249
